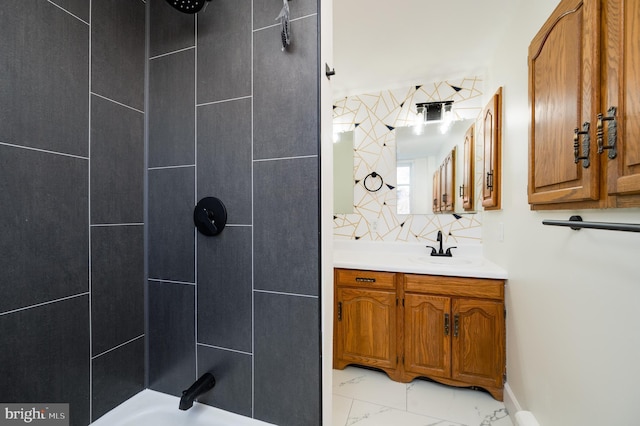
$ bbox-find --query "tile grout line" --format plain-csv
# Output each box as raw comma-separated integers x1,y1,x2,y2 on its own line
0,141,89,160
87,0,93,420
0,292,90,317
92,334,145,360
46,0,89,25
250,0,255,417
194,11,199,383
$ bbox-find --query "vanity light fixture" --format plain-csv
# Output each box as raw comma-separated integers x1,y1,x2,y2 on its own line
414,101,455,134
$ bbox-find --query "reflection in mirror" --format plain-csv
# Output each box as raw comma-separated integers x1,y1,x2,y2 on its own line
396,118,476,214
333,131,354,214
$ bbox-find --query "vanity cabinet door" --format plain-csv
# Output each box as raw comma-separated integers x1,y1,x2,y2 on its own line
404,293,450,378
481,88,502,209
605,0,640,202
334,287,397,370
451,298,505,390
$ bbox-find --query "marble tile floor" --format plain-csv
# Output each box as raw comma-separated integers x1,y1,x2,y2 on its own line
332,366,513,426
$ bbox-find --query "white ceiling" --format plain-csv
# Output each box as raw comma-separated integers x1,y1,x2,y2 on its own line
332,0,522,98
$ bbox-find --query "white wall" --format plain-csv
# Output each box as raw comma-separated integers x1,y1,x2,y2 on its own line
484,1,640,424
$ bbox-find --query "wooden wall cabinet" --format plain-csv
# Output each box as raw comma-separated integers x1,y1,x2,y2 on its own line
481,88,502,210
432,168,441,212
432,147,456,214
460,123,475,211
334,268,506,400
528,0,640,209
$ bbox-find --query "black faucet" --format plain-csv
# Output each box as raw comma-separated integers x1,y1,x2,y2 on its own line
425,230,456,257
179,373,216,410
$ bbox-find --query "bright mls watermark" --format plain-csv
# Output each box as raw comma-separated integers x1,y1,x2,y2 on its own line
0,404,68,426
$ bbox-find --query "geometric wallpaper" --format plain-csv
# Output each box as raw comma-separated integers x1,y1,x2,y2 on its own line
333,77,485,244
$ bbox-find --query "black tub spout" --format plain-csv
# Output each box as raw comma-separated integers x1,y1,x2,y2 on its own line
179,372,216,410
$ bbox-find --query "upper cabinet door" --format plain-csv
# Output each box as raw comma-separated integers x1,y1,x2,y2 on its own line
528,0,601,206
440,148,456,213
461,124,474,211
605,0,640,202
482,88,502,210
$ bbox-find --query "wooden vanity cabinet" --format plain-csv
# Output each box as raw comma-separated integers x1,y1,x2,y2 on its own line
528,0,640,209
333,269,400,380
334,268,506,400
403,274,505,401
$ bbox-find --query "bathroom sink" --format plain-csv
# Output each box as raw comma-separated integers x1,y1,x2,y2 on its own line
409,256,482,267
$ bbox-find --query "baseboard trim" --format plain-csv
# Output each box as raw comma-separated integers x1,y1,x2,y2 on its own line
503,382,522,423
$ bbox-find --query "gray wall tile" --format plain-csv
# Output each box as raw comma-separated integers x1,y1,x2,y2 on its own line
254,157,319,296
92,338,145,422
197,0,251,103
197,345,252,417
91,226,144,356
150,0,195,57
254,292,320,426
0,0,89,157
148,281,196,396
0,296,90,426
0,145,88,313
149,49,196,168
253,17,318,159
92,0,145,110
148,167,196,282
90,95,144,225
197,227,252,352
197,98,252,225
253,0,318,30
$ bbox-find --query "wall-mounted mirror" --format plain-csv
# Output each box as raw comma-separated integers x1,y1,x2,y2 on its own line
396,118,476,214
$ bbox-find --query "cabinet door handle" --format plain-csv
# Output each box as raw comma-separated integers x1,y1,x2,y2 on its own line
573,122,591,168
597,106,617,159
486,171,494,190
453,314,459,337
355,277,376,283
459,185,465,198
337,302,342,321
444,313,450,336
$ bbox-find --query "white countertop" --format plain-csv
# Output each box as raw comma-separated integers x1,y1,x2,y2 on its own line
333,240,508,280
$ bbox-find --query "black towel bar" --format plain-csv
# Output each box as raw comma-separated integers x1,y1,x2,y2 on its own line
542,215,640,233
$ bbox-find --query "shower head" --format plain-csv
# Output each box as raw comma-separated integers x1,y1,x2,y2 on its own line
165,0,211,14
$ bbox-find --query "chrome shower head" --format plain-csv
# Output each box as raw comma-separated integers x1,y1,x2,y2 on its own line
165,0,211,14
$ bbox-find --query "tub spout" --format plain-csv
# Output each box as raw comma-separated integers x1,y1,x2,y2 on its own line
179,373,216,411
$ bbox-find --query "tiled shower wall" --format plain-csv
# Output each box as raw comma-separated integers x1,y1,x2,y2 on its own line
147,1,321,425
0,1,145,425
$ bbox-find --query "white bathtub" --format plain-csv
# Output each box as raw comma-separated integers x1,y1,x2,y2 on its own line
91,389,274,426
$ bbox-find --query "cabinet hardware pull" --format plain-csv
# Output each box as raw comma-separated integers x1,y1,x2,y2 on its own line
453,314,459,337
573,122,591,168
337,302,342,321
444,313,450,336
597,106,617,159
459,185,465,198
355,277,376,283
486,171,494,190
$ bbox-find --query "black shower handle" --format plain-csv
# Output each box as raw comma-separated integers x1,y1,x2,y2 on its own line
194,197,227,236
195,207,218,235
